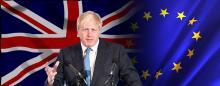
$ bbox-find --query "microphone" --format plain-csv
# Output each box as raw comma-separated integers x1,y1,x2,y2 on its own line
104,59,117,85
67,64,88,85
110,63,117,76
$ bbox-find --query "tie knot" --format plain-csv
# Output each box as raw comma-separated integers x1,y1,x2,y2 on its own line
85,48,92,53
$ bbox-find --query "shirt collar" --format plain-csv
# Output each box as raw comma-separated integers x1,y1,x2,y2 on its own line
81,39,99,53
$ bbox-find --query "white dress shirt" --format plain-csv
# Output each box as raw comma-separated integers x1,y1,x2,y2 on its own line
81,40,99,80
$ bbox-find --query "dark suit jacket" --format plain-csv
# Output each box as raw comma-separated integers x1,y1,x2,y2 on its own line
52,40,142,86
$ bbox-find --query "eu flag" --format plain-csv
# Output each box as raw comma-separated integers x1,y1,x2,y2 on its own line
1,0,137,85
134,0,220,85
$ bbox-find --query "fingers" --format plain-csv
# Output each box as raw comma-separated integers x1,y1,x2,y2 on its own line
47,68,57,85
44,61,59,72
44,61,59,75
44,61,59,85
54,61,60,68
47,71,57,85
53,61,60,72
44,62,49,72
44,61,59,77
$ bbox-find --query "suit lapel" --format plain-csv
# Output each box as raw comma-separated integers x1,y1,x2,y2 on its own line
71,44,84,74
91,40,107,86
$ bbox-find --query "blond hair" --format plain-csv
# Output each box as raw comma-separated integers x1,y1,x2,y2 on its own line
77,11,102,30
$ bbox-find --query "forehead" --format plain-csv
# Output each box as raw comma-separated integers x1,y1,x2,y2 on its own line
81,16,97,23
79,16,100,28
79,13,100,22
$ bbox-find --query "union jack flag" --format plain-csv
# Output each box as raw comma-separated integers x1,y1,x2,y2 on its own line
1,0,138,85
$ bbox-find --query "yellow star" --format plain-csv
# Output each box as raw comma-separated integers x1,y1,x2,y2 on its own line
131,56,138,65
192,31,202,41
160,9,169,17
126,39,134,48
130,22,139,32
188,17,197,26
172,62,182,73
176,11,186,20
155,69,162,79
187,49,194,58
143,12,152,21
142,70,150,80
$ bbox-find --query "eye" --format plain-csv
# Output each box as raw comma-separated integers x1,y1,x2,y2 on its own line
92,28,96,31
82,28,88,31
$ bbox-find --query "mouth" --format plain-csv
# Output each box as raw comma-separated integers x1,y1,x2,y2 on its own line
86,39,93,41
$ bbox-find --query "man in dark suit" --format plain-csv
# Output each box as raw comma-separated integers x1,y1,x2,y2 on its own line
45,11,142,86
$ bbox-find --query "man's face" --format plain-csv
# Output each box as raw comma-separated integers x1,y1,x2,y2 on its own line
78,15,101,47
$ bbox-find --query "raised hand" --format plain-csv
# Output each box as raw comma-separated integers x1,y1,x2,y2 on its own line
44,61,60,86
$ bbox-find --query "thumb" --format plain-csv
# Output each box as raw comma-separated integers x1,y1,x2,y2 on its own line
53,61,60,72
44,62,49,72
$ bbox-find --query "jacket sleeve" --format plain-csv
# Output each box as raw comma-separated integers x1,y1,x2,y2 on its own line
118,46,142,86
53,49,65,86
44,49,65,86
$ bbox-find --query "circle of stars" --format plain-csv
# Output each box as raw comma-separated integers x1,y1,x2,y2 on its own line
137,8,203,80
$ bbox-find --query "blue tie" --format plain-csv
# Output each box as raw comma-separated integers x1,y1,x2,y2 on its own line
84,48,91,86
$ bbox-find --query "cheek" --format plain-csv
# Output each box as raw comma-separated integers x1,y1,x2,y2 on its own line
78,33,85,40
96,33,100,38
78,32,86,37
94,32,100,37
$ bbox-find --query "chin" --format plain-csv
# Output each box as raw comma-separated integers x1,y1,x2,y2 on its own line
83,40,97,47
83,43,92,47
87,44,95,47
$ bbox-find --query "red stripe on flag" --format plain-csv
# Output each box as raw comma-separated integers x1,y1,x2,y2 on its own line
1,37,80,49
2,53,58,86
102,2,134,26
1,1,56,34
1,37,135,49
66,1,79,38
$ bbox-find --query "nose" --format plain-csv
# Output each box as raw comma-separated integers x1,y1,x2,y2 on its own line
87,29,92,37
